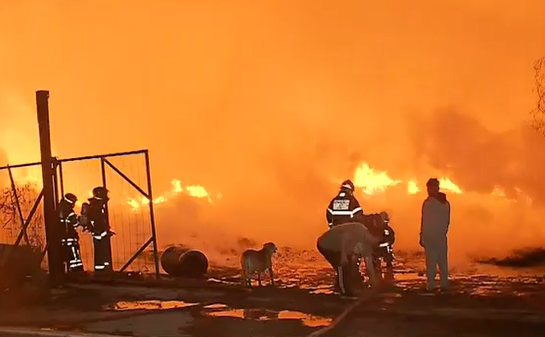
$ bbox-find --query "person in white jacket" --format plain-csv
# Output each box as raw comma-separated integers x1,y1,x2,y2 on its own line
420,178,451,291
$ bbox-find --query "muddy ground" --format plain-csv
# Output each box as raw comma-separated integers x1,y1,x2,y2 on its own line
0,250,544,337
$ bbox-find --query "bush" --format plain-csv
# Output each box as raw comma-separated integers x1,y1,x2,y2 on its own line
0,183,45,249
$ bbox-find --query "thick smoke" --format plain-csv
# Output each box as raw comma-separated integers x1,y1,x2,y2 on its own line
1,1,545,266
404,108,545,262
411,107,545,203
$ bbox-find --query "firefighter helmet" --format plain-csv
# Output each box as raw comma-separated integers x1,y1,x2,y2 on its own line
64,193,78,204
340,179,355,192
92,186,109,200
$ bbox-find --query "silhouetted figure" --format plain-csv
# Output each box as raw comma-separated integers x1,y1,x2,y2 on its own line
420,178,450,291
57,193,83,273
81,187,113,273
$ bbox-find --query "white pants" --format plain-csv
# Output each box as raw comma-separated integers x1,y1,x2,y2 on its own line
424,240,448,290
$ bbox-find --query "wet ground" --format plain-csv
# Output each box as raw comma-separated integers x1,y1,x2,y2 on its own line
0,250,544,337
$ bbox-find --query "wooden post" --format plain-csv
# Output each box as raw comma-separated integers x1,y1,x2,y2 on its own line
36,90,64,286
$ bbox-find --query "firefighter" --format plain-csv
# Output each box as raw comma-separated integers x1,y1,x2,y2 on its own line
323,179,366,295
379,211,395,268
366,212,395,274
57,193,83,272
325,179,364,229
81,186,113,273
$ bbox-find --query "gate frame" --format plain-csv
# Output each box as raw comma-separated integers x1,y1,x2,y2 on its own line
0,149,160,278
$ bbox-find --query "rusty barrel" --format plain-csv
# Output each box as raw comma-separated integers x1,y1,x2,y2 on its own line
160,246,208,278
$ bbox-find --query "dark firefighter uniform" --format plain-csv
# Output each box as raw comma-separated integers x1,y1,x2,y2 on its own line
320,179,365,297
363,212,396,273
81,187,113,273
326,180,364,228
377,212,395,268
58,193,83,272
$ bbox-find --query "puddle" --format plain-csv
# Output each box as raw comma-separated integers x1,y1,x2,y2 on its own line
103,300,200,311
278,310,333,327
308,284,334,295
309,288,334,295
202,307,332,327
204,303,229,309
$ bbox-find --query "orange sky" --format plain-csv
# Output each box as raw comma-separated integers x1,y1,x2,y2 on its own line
1,0,545,263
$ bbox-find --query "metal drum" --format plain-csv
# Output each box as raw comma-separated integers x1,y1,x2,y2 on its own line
160,246,208,278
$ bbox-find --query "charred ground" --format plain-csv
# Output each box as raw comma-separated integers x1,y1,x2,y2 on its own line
1,247,544,337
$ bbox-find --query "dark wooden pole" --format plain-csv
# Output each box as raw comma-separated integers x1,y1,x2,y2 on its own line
36,90,64,286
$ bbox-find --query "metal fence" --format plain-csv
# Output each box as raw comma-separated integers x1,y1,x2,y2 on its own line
0,163,46,264
0,149,159,277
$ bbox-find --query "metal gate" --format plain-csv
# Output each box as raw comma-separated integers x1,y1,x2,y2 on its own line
0,149,160,277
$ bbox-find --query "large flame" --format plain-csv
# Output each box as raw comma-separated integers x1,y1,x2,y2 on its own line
126,179,218,211
351,162,463,196
6,158,526,210
438,177,462,194
407,181,420,194
352,163,402,195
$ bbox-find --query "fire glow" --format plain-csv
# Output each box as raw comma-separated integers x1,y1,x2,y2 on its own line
350,163,463,196
126,179,219,211
6,160,526,211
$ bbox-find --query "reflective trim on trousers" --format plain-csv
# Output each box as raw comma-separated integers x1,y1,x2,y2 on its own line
95,261,111,270
69,262,83,268
92,231,108,240
68,246,82,269
62,238,79,246
61,238,78,242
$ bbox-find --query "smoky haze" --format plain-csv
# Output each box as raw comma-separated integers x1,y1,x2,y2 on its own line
1,0,545,265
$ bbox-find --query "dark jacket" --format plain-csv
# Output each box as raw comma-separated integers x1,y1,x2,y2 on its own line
81,198,109,239
57,199,79,238
326,191,364,227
